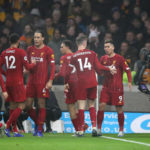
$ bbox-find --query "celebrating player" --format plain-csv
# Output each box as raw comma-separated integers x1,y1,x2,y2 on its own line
26,30,55,137
55,40,79,133
97,40,132,137
0,33,36,137
67,35,116,137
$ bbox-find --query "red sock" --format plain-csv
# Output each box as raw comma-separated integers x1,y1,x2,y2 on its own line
12,121,18,132
71,118,78,131
9,109,18,132
78,109,84,131
28,108,38,124
97,110,104,129
89,107,96,128
6,108,22,129
118,112,124,131
38,108,46,131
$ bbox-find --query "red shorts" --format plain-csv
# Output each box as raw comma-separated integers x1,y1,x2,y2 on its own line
26,84,49,98
76,86,97,100
65,83,77,104
6,84,26,102
100,89,124,106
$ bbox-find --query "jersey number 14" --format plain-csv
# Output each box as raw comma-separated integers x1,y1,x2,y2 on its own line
78,57,91,71
5,56,16,69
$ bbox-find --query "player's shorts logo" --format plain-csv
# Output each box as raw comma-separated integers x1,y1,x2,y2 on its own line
131,114,150,133
118,96,122,103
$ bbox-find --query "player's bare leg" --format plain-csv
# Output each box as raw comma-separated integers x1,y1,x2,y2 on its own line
67,103,79,133
37,98,46,137
97,102,107,136
88,100,97,137
116,106,124,137
77,100,86,136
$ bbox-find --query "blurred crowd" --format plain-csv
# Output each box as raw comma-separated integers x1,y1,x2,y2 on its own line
0,0,150,71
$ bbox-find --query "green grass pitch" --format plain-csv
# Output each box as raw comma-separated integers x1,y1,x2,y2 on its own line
0,133,150,150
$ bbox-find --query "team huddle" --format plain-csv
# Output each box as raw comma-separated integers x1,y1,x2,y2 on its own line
0,31,132,138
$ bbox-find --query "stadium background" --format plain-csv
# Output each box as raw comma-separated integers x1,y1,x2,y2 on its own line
0,0,150,134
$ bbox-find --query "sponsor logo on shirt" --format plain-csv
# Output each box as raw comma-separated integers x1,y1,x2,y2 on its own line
31,56,43,62
67,56,71,60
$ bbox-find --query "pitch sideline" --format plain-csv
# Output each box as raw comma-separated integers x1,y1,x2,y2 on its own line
102,136,150,147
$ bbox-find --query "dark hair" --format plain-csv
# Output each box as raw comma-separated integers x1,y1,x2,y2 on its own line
62,40,73,50
9,33,19,44
34,29,45,37
76,35,87,46
104,39,115,46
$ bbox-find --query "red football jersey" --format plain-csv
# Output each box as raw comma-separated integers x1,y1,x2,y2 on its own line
100,54,132,92
27,45,55,84
55,53,77,83
70,49,110,88
0,47,35,88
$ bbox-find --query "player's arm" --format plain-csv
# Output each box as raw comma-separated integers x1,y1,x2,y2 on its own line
46,48,55,89
121,57,132,91
0,56,8,99
0,73,8,99
96,56,105,75
64,58,75,84
94,54,116,74
22,50,36,70
55,57,67,79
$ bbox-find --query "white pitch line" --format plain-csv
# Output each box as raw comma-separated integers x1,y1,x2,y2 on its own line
102,136,150,147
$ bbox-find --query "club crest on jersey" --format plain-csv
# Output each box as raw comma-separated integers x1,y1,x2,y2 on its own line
103,61,107,64
32,52,35,55
60,60,63,64
51,54,55,59
113,60,116,65
125,61,128,66
41,52,44,56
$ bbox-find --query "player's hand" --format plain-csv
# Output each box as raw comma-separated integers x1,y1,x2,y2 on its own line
64,83,69,93
45,80,53,89
128,82,132,91
109,65,117,75
2,91,8,100
31,58,36,64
